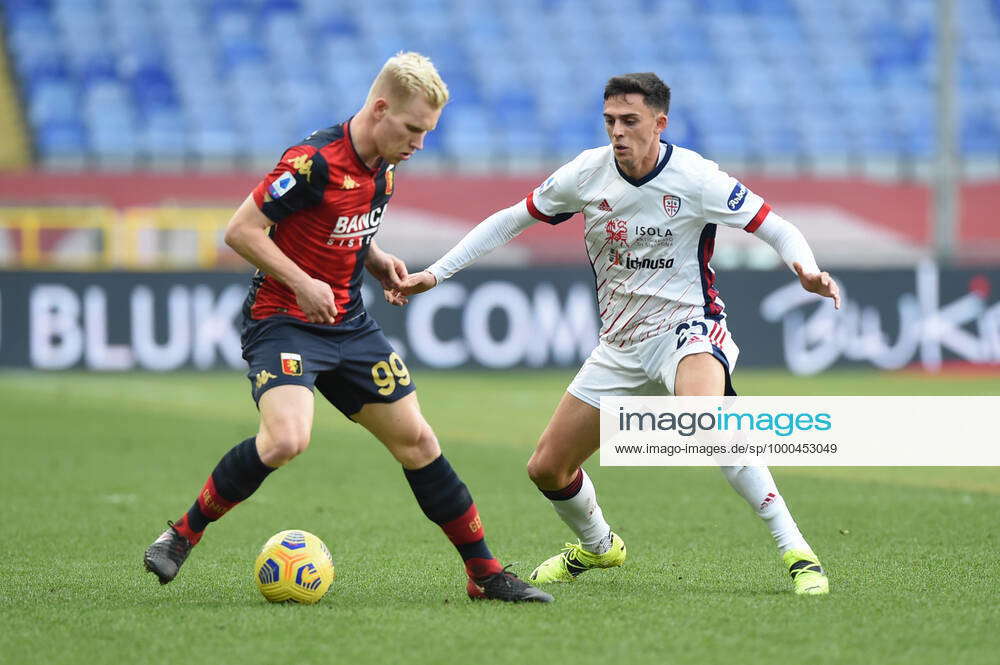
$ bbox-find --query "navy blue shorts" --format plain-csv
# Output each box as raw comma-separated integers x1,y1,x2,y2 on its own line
241,313,415,417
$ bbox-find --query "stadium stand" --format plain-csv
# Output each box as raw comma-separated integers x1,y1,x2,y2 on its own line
1,0,999,172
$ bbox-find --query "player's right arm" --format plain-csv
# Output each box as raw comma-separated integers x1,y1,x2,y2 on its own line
396,156,584,299
224,195,337,324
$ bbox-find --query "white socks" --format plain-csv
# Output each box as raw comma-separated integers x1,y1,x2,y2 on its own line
542,469,612,554
720,465,810,553
543,466,809,556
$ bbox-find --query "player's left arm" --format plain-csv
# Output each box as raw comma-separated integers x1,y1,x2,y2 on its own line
699,167,840,309
754,214,841,309
365,240,408,305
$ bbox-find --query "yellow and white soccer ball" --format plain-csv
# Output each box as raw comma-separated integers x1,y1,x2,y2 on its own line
254,529,335,604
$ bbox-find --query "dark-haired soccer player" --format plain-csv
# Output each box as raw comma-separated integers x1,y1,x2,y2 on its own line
143,52,551,603
396,72,839,595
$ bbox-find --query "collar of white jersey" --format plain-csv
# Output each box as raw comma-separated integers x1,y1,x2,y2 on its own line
614,140,673,188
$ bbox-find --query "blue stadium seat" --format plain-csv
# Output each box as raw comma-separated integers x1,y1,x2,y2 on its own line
3,0,999,168
36,118,89,158
141,109,188,161
28,80,77,125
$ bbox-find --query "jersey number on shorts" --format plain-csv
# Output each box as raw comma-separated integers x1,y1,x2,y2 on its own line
674,320,709,350
371,352,411,396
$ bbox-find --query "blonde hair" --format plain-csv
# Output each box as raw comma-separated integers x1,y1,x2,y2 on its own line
366,51,449,109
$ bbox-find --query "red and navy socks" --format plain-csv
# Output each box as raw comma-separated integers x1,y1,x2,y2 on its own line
173,437,275,545
403,454,504,580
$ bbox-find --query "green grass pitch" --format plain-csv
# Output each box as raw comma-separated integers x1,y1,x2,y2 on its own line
2,369,999,665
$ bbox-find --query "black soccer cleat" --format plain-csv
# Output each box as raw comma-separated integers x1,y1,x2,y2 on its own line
144,521,193,585
467,565,554,603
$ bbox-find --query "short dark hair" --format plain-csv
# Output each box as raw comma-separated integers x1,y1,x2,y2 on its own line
603,73,670,114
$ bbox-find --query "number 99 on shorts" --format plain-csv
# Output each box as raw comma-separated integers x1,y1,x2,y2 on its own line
370,352,411,396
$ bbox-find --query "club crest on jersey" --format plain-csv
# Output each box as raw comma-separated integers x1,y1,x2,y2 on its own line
605,219,628,246
728,182,749,211
280,352,303,376
663,195,680,218
385,165,394,195
267,172,296,200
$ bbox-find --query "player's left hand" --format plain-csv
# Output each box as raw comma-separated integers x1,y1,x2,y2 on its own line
793,262,841,309
383,288,408,306
365,246,408,292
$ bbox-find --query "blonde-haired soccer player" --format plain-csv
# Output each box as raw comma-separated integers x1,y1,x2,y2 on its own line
144,52,551,603
396,72,838,596
365,50,450,108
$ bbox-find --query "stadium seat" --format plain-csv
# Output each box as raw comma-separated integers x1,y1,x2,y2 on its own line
3,0,998,169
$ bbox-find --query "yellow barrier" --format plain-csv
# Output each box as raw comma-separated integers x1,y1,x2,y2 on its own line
0,206,237,269
0,24,31,169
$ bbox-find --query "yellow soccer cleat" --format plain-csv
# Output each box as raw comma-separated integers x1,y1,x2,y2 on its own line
783,549,829,595
529,532,627,583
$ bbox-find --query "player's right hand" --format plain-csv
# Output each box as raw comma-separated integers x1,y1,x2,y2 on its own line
793,262,841,310
295,278,338,323
395,270,438,299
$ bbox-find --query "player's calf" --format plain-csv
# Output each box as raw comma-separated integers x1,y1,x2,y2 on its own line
144,436,277,584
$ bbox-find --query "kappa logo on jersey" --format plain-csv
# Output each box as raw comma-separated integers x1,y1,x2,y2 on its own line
663,194,680,218
728,182,749,211
280,352,303,376
385,166,394,195
342,174,358,190
289,154,313,182
597,199,613,212
328,204,387,239
267,172,296,200
605,219,628,246
254,370,277,391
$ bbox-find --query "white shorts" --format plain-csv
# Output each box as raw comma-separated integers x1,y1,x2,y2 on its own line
567,317,740,408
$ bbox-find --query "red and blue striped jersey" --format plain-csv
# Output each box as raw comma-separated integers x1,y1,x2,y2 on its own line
244,120,395,325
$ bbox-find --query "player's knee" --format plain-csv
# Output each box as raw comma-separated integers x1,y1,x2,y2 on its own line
526,452,571,490
258,423,311,466
392,424,440,469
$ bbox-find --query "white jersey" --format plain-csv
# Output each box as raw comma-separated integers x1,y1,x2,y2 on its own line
527,142,771,348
